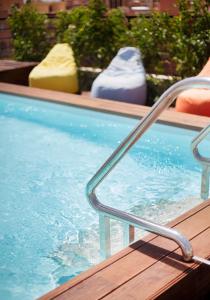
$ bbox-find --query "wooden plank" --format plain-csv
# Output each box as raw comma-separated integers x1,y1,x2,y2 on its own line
0,83,209,131
0,60,37,72
103,229,210,300
40,201,210,300
156,261,210,300
0,62,37,85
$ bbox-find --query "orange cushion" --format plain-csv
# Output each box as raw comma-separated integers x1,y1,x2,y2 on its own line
175,58,210,117
176,88,210,117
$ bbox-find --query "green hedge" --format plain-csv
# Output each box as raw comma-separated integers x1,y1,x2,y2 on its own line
56,0,129,68
130,0,210,77
9,0,210,77
8,4,51,61
171,0,210,77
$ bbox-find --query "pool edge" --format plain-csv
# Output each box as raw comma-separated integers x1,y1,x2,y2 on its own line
0,82,209,131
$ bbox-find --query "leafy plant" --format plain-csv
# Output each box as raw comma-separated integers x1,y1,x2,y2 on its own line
130,0,210,77
8,0,210,79
171,0,210,77
130,12,175,74
56,7,89,43
107,8,131,52
56,0,129,68
8,4,50,61
146,74,179,105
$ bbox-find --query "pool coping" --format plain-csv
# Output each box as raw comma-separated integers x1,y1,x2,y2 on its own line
0,82,209,131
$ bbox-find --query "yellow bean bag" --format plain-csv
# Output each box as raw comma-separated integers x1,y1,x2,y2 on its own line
29,43,78,93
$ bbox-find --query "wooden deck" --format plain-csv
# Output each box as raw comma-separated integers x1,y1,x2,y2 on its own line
40,200,210,300
0,83,210,299
38,201,210,300
0,60,37,85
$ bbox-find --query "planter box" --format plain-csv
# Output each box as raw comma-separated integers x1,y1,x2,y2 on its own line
0,60,37,85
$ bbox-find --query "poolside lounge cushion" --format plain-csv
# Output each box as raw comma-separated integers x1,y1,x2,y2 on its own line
29,43,78,93
175,58,210,117
91,47,147,105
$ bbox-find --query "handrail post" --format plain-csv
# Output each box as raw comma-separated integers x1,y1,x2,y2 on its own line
123,223,135,247
201,166,210,200
99,213,111,259
192,124,210,200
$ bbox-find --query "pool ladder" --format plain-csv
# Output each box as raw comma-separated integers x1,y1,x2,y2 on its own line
86,77,210,266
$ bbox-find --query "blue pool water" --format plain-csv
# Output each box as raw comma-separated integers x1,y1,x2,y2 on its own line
0,93,208,299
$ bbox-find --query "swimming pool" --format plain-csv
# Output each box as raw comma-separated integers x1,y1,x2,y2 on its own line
0,92,207,299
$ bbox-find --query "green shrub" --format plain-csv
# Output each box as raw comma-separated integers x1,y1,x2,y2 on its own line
130,0,210,77
56,0,129,68
8,0,210,79
106,8,131,53
146,74,179,105
8,4,50,61
130,12,174,74
171,0,210,77
56,7,89,43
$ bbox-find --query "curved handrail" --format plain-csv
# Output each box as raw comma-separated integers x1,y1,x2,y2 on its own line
86,77,210,262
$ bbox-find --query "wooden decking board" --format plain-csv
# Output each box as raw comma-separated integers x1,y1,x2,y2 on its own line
42,202,210,300
155,264,210,300
0,62,37,85
175,205,210,234
0,60,37,72
102,230,210,300
154,258,210,300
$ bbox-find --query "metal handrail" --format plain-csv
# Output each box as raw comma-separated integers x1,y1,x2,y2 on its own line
192,125,210,164
192,125,210,199
86,76,210,264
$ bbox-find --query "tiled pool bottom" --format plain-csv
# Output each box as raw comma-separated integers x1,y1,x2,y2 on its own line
0,93,207,299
